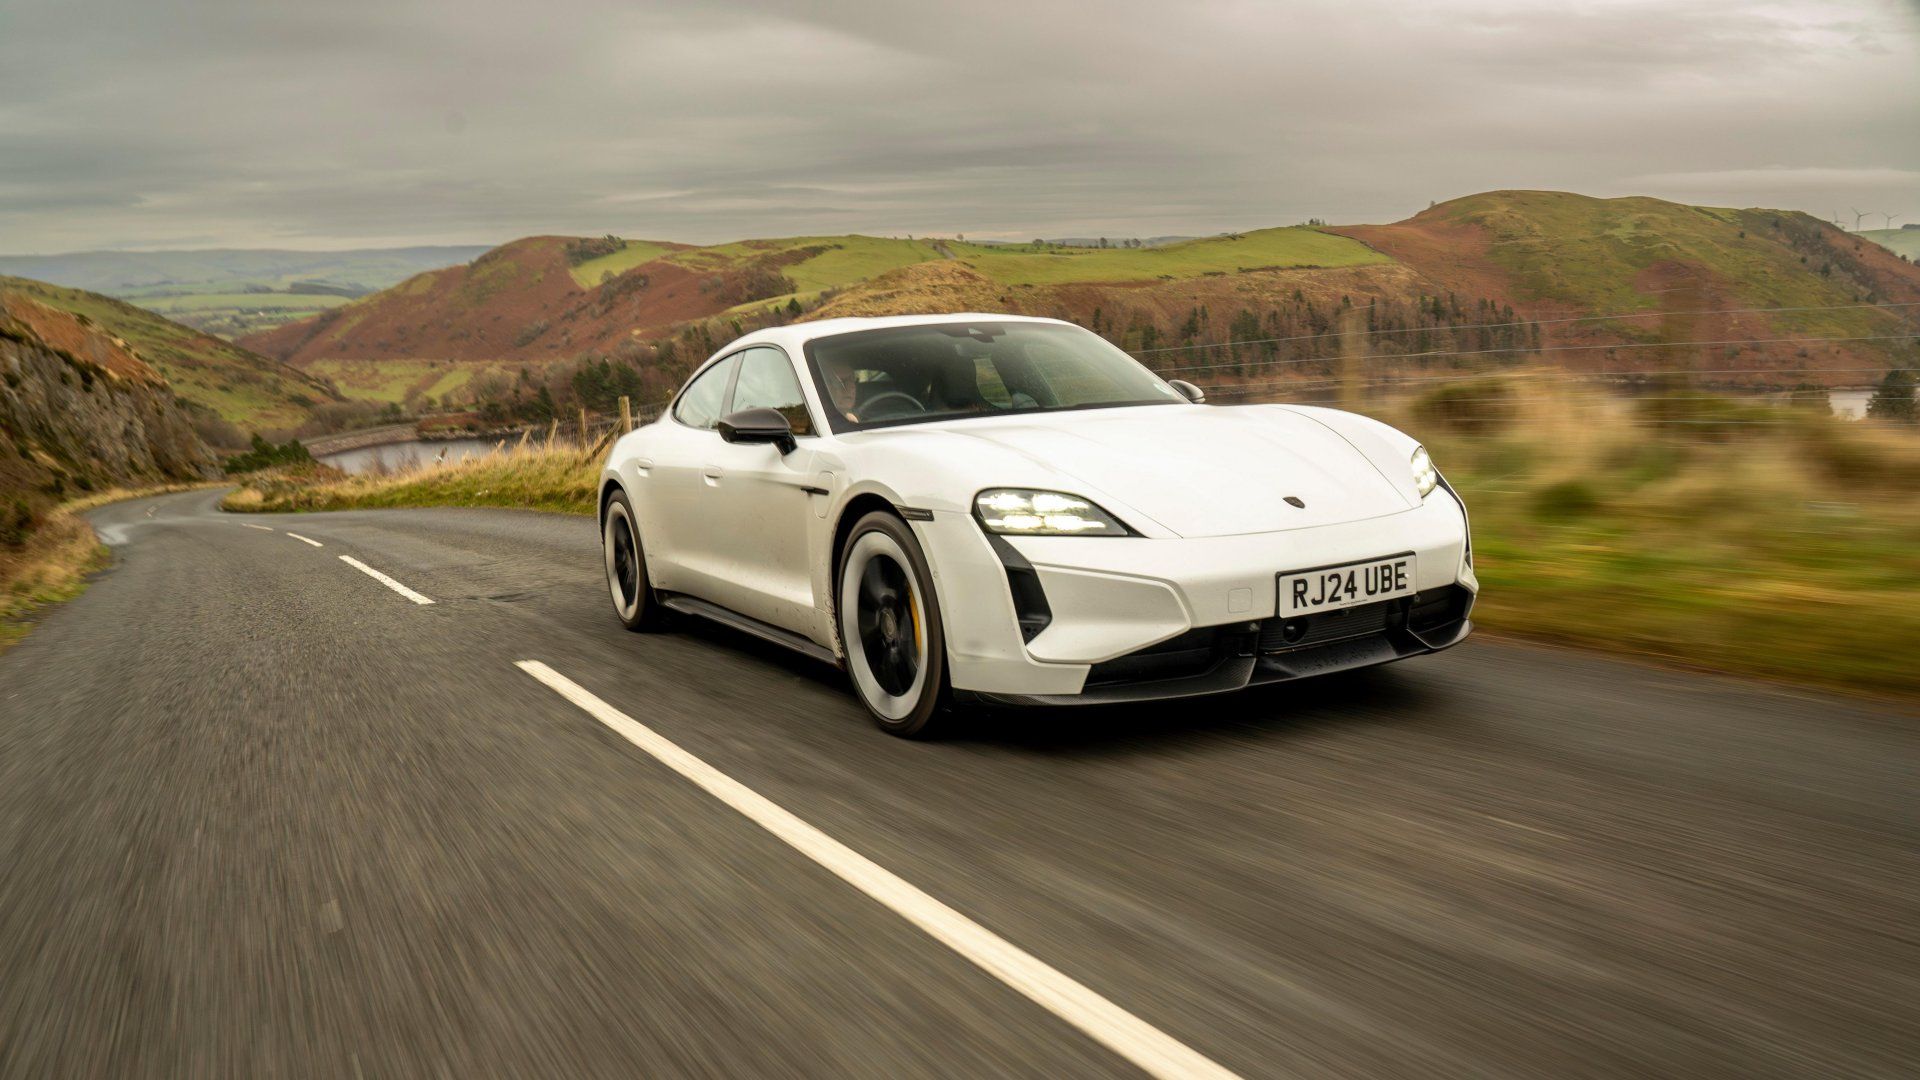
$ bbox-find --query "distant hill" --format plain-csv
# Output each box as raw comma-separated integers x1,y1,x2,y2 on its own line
1858,228,1920,261
0,246,492,339
241,227,1384,366
239,192,1920,408
0,275,340,434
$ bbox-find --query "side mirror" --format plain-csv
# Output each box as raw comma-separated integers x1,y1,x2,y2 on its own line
717,407,796,453
1169,379,1206,404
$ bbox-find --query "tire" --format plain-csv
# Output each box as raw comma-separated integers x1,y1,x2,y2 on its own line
603,489,666,632
837,511,949,737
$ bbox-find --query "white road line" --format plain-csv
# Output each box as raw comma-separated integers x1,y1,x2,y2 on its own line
239,523,275,531
514,660,1241,1080
286,532,324,547
338,555,434,605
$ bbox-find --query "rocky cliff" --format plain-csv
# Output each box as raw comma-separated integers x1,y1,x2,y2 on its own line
1,289,217,508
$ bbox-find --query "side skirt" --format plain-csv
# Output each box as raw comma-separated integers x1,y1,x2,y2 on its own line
659,594,841,667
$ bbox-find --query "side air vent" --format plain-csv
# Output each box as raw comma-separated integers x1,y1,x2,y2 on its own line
985,533,1052,642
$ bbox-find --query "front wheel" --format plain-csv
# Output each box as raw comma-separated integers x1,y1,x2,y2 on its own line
604,490,666,631
838,512,949,737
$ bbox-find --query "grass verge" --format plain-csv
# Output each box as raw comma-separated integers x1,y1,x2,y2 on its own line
223,391,1920,701
0,483,215,649
222,444,598,517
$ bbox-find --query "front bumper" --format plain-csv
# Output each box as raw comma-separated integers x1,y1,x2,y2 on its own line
910,485,1476,703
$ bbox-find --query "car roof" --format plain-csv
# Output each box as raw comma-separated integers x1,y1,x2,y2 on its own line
726,313,1073,355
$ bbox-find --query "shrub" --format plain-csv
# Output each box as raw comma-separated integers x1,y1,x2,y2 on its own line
1,498,36,547
223,434,314,475
1531,479,1601,519
1411,378,1518,435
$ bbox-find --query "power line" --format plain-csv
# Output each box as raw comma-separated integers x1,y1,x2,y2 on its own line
1157,333,1917,378
1202,366,1918,396
1128,300,1920,357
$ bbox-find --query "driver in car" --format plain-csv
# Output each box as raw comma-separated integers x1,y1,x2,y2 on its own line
821,356,863,424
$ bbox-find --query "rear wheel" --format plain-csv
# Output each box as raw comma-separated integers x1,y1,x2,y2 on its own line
603,490,666,631
838,512,948,737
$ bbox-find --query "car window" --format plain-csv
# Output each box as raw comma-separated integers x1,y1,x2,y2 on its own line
673,354,737,430
728,346,814,436
974,357,1013,407
805,321,1179,432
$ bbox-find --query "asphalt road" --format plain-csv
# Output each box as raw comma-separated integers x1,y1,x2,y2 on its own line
1,489,1914,1078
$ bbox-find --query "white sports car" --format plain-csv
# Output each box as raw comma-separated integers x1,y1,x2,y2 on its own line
598,314,1476,736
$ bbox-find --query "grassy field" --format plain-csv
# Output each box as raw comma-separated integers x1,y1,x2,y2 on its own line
301,357,515,404
949,227,1390,285
140,292,351,314
1858,228,1920,260
224,383,1920,701
0,274,334,431
1,483,216,649
568,240,678,287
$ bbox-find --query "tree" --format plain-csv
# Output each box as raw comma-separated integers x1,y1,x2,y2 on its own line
1866,368,1916,423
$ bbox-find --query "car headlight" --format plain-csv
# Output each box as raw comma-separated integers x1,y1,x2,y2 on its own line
975,489,1129,536
1411,446,1438,498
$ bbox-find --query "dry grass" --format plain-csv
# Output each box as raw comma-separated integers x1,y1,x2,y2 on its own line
224,440,600,517
0,482,217,648
1379,378,1920,698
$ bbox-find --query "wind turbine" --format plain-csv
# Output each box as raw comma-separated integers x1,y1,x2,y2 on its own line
1885,212,1903,230
1851,208,1870,231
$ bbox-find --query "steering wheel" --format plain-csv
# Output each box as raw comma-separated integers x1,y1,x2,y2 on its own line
858,391,927,420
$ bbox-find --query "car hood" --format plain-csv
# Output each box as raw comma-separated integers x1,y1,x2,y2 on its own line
934,405,1414,538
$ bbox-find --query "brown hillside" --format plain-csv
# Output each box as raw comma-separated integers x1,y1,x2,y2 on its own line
239,235,808,367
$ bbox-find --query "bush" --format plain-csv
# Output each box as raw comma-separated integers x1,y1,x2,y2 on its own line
1,497,36,547
1866,369,1916,423
1411,378,1517,435
223,434,314,475
1531,479,1601,519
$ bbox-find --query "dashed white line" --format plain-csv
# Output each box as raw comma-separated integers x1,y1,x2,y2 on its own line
514,659,1241,1080
239,523,275,531
285,532,324,547
339,555,434,605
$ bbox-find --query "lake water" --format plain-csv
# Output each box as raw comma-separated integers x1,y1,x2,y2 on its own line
317,437,511,475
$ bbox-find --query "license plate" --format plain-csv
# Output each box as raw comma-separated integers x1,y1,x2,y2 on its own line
1279,555,1416,616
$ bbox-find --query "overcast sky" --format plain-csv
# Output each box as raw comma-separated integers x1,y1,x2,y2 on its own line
1,0,1916,252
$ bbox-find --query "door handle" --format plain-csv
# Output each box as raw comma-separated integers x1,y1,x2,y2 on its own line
701,465,724,485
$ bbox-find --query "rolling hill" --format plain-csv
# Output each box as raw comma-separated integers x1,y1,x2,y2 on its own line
240,192,1920,405
0,275,340,435
1330,191,1920,380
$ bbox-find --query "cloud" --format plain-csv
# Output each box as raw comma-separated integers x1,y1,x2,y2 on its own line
0,0,1915,250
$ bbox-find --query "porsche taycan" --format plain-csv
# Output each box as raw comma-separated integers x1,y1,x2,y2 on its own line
599,314,1476,736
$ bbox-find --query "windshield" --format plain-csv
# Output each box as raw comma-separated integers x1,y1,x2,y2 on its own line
803,320,1183,432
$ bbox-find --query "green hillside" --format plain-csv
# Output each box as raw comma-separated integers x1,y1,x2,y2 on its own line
948,227,1388,285
1421,190,1908,342
0,275,337,432
1859,228,1920,261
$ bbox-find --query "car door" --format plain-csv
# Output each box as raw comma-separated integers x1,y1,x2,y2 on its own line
698,345,824,634
642,352,739,597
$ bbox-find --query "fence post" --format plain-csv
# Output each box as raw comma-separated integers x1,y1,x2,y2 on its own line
620,395,631,431
1339,306,1365,412
578,407,589,446
546,418,559,447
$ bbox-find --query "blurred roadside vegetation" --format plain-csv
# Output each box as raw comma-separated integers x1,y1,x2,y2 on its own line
1,483,216,648
224,377,1920,699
